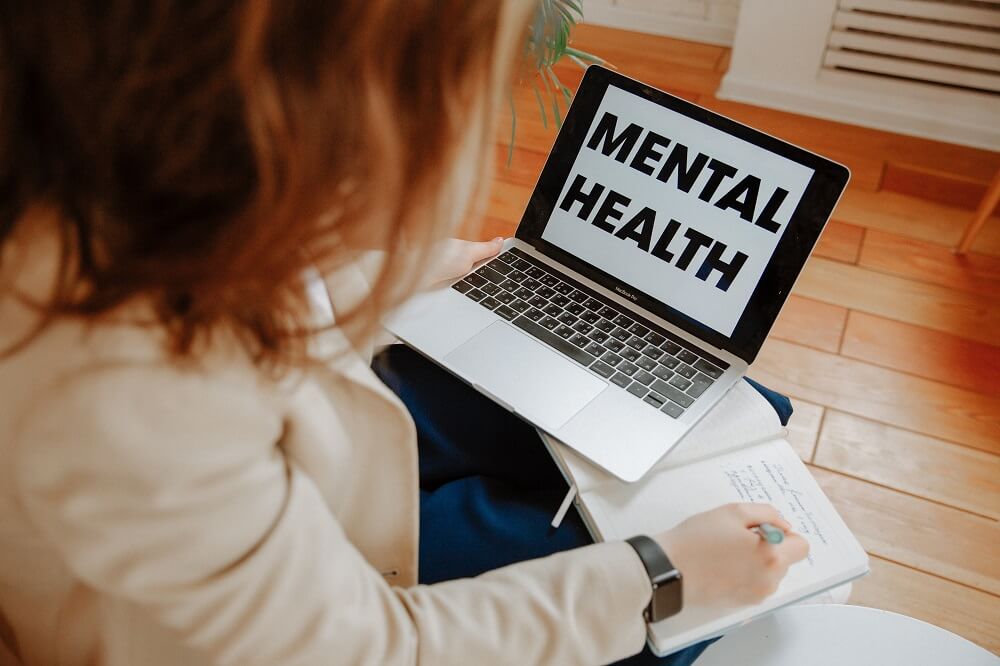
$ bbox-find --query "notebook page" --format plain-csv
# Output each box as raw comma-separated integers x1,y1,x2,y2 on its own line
547,379,784,494
582,439,868,655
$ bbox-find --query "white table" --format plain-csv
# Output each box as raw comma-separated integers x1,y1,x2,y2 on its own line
695,604,998,666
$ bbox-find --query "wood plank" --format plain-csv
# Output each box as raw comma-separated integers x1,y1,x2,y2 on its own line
809,466,1000,595
786,398,823,462
793,257,1000,347
835,187,1000,257
858,230,1000,299
815,410,1000,519
569,23,725,74
485,180,532,227
814,220,865,264
841,311,1000,395
751,338,1000,455
850,556,1000,655
882,161,990,211
768,294,847,353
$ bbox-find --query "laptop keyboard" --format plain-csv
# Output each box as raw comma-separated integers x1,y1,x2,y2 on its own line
451,247,729,419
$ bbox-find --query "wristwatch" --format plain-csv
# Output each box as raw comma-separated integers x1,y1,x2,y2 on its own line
625,535,683,622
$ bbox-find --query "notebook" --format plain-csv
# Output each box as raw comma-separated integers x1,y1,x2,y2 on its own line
538,379,869,657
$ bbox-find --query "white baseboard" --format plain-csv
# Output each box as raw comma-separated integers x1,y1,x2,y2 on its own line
582,4,735,46
717,75,1000,151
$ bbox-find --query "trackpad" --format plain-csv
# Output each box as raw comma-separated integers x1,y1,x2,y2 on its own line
444,322,606,430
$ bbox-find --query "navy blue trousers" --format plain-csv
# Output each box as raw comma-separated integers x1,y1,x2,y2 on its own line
373,345,792,666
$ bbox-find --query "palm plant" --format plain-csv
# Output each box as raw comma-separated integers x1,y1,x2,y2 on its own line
510,0,607,164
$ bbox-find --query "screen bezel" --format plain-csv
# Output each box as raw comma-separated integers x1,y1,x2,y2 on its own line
514,65,850,365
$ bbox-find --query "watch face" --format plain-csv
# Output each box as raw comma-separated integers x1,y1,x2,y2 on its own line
651,574,683,622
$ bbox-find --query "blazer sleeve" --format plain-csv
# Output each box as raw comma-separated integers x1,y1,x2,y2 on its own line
13,365,652,666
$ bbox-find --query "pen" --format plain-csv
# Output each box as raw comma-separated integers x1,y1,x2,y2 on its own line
755,522,785,544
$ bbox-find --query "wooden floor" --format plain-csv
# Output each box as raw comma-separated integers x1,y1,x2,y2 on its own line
474,25,1000,654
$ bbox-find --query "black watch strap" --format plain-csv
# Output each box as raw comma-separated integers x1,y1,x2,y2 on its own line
625,535,683,623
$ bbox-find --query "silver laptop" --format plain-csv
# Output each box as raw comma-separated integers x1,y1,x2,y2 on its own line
386,66,849,482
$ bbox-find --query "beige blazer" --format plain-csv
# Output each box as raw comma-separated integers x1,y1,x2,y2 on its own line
0,235,651,666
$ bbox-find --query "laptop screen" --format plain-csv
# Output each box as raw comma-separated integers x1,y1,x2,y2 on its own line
540,84,814,338
516,66,849,364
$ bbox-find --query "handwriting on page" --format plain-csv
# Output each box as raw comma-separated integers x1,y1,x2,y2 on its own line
723,460,829,565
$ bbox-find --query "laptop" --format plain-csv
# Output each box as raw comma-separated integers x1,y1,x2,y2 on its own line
385,65,849,482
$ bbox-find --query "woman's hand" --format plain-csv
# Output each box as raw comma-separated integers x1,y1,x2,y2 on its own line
654,503,810,608
422,237,505,291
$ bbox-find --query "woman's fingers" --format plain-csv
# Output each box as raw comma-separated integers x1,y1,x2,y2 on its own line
733,502,784,528
463,237,504,268
776,532,810,564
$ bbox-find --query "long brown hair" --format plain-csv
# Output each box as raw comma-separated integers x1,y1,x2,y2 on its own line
0,1,533,367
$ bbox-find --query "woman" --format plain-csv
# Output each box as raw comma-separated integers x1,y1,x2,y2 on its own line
0,2,808,665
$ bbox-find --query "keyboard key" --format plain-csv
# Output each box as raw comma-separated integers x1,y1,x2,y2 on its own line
643,331,666,346
554,283,574,296
590,360,615,378
677,349,699,365
511,258,531,271
628,323,649,337
572,321,593,335
525,266,545,279
495,291,515,304
581,310,601,324
650,379,695,408
513,287,534,300
509,299,529,313
481,296,501,310
499,279,519,291
452,280,473,294
636,356,656,372
611,327,631,342
626,336,647,351
661,340,682,355
676,364,697,379
652,365,674,381
528,295,547,309
661,356,680,369
507,247,528,258
525,307,544,322
495,251,516,265
661,401,685,419
595,319,616,333
540,274,559,287
565,302,585,316
536,286,556,299
605,339,625,353
557,312,576,326
584,298,603,311
610,372,631,388
480,282,500,296
618,361,638,376
495,305,517,320
521,278,541,290
621,347,641,363
643,392,666,409
540,316,559,330
511,317,599,367
613,314,633,328
507,270,526,282
634,370,656,386
543,304,561,317
687,373,714,398
588,330,609,344
569,289,589,303
626,382,648,398
464,273,488,289
475,266,506,284
597,306,618,319
551,294,570,307
569,333,590,349
643,346,664,361
554,324,574,339
693,359,724,379
584,342,604,357
465,288,486,302
669,374,692,391
490,261,513,275
601,351,623,367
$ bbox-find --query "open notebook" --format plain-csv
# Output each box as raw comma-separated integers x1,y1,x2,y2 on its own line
538,379,869,657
